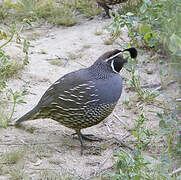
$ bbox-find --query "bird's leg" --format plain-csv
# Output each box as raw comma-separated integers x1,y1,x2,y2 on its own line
79,131,103,142
72,132,103,141
76,130,86,155
75,130,104,155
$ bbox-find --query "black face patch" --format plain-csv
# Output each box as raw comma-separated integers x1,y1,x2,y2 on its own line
113,57,127,73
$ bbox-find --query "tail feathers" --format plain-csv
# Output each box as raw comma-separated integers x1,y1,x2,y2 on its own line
15,107,39,126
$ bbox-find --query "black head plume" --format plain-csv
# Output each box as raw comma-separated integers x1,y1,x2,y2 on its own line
123,47,137,59
92,48,137,74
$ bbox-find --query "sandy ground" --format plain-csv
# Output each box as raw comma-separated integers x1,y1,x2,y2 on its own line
0,17,179,180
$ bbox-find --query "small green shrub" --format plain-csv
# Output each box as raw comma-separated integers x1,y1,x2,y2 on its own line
107,1,181,175
0,49,24,80
13,0,36,14
38,170,75,180
0,4,9,21
48,6,77,26
36,0,77,26
8,168,27,180
1,150,25,164
157,110,181,156
0,87,27,128
111,148,152,179
111,112,181,179
0,23,28,127
138,0,181,52
1,0,101,26
125,51,159,103
120,0,143,14
77,0,101,17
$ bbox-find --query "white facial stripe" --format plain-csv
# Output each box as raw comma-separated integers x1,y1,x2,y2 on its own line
105,51,123,62
111,60,119,73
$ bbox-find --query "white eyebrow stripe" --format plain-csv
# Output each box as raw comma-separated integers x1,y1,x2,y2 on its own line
105,51,123,62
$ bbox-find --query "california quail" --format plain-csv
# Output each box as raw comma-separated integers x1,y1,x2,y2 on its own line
15,47,137,154
95,0,128,16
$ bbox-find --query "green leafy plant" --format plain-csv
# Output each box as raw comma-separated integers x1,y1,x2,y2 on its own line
1,150,26,164
23,39,30,65
0,23,29,127
8,89,27,122
139,23,159,48
139,0,181,54
125,52,159,103
36,0,77,26
1,0,102,26
107,0,181,51
120,0,143,14
0,88,27,128
110,112,180,179
130,113,152,150
0,22,29,80
106,12,137,43
111,148,152,180
110,114,153,179
0,3,10,21
76,0,101,17
49,5,77,26
157,110,181,156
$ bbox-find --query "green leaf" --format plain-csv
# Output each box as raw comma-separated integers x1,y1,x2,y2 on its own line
24,54,29,65
2,32,7,40
139,24,151,35
146,0,152,6
175,50,181,56
159,120,168,129
17,99,26,104
168,33,181,54
126,12,134,16
13,92,20,100
140,3,147,13
23,39,30,54
152,32,159,38
131,130,139,138
144,32,151,40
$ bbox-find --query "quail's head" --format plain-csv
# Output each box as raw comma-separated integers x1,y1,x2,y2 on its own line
93,47,137,74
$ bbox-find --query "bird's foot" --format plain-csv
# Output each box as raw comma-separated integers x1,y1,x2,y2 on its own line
75,130,103,155
72,132,103,141
81,133,103,142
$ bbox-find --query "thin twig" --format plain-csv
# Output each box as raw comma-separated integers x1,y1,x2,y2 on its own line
121,133,132,141
0,29,15,49
87,165,113,180
73,60,87,68
113,112,129,129
176,98,181,102
98,152,113,169
126,80,176,91
47,144,62,154
169,167,181,176
45,56,69,67
104,122,111,133
45,57,67,61
110,137,133,151
29,168,61,171
0,141,64,146
151,103,171,111
104,119,113,133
